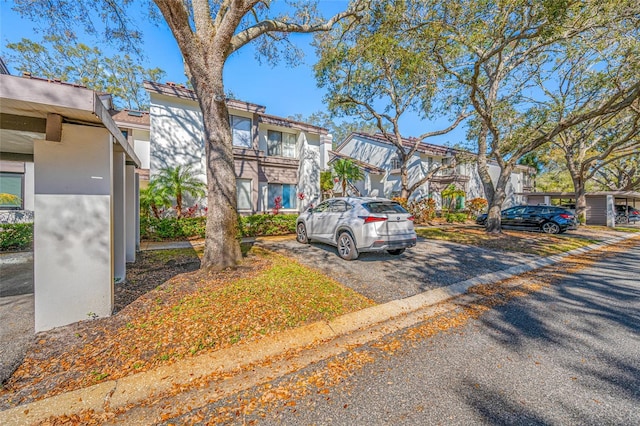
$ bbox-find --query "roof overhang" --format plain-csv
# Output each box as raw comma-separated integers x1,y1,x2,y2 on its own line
0,74,140,167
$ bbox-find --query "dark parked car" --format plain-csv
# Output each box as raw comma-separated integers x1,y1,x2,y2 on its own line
476,205,577,234
615,205,640,223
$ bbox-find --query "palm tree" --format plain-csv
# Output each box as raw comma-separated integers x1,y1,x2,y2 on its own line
155,164,207,218
332,159,364,196
139,179,171,219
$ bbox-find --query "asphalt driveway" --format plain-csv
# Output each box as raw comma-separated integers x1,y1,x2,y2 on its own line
0,252,34,385
258,236,538,303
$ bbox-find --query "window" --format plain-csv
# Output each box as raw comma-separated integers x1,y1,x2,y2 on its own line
230,115,252,148
391,156,402,169
0,172,24,209
267,130,297,157
237,179,252,210
268,183,297,209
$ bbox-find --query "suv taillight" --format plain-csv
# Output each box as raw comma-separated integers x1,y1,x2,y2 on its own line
408,216,415,221
359,216,387,223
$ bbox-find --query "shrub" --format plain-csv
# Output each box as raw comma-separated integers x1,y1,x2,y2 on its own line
141,214,298,241
466,197,488,218
408,198,436,224
0,223,33,251
445,212,468,223
140,217,206,241
239,214,297,237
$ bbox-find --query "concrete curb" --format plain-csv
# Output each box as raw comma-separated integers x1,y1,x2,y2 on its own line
0,252,32,265
1,232,637,424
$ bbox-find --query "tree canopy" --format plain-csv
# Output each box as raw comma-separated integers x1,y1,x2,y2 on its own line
6,36,165,110
314,0,467,199
11,0,367,270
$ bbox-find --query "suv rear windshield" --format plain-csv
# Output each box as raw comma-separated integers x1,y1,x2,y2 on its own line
362,201,408,214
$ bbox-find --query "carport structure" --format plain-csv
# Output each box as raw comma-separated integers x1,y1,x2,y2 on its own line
0,74,140,331
521,191,640,226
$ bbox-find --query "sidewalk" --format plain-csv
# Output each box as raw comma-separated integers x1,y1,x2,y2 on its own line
1,232,637,424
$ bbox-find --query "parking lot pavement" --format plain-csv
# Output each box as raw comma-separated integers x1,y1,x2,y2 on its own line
258,237,538,303
0,253,34,384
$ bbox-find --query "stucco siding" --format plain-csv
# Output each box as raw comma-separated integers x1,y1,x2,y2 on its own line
150,93,206,179
132,129,151,170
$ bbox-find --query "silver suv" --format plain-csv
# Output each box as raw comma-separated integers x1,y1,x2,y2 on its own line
295,197,417,260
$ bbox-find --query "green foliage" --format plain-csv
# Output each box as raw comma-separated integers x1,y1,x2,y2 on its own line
238,214,297,238
140,179,172,219
141,214,298,241
289,111,381,145
441,184,466,212
6,35,164,110
0,223,33,251
331,158,364,195
320,170,334,193
154,165,206,218
140,217,206,241
444,213,468,223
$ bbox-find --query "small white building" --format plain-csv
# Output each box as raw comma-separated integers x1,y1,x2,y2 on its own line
144,81,333,213
333,132,534,208
0,73,141,331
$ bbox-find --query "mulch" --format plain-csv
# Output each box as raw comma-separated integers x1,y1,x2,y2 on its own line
0,250,206,409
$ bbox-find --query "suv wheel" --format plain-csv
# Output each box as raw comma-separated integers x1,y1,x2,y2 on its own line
541,221,560,234
296,222,309,244
337,231,359,260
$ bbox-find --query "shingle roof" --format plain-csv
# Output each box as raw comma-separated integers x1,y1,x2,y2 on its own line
340,132,453,156
110,109,150,127
144,80,267,113
258,113,328,134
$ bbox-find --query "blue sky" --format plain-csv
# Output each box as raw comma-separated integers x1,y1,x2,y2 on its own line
0,1,463,145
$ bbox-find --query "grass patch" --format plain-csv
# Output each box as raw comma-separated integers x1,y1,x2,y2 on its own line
587,225,640,233
1,247,373,406
416,226,598,256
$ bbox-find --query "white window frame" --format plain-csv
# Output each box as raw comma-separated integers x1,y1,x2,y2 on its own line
267,130,297,158
236,178,252,211
0,172,24,210
230,115,252,148
267,183,297,210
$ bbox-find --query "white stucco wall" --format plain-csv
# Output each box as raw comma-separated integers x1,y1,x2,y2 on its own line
339,135,531,208
132,129,151,170
297,132,322,208
150,93,206,179
34,124,114,331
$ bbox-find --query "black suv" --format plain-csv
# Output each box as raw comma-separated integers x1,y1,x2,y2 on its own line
476,205,577,234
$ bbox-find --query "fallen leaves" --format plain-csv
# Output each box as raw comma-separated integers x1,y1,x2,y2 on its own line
416,226,603,256
0,247,373,409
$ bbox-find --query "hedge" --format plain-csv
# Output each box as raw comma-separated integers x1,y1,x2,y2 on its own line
0,223,33,251
141,214,298,241
444,212,468,223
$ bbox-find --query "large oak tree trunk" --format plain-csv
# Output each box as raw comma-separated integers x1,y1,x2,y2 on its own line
192,65,243,270
479,156,512,234
571,175,587,225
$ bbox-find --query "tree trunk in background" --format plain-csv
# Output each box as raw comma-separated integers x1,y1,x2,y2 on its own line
571,175,588,225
